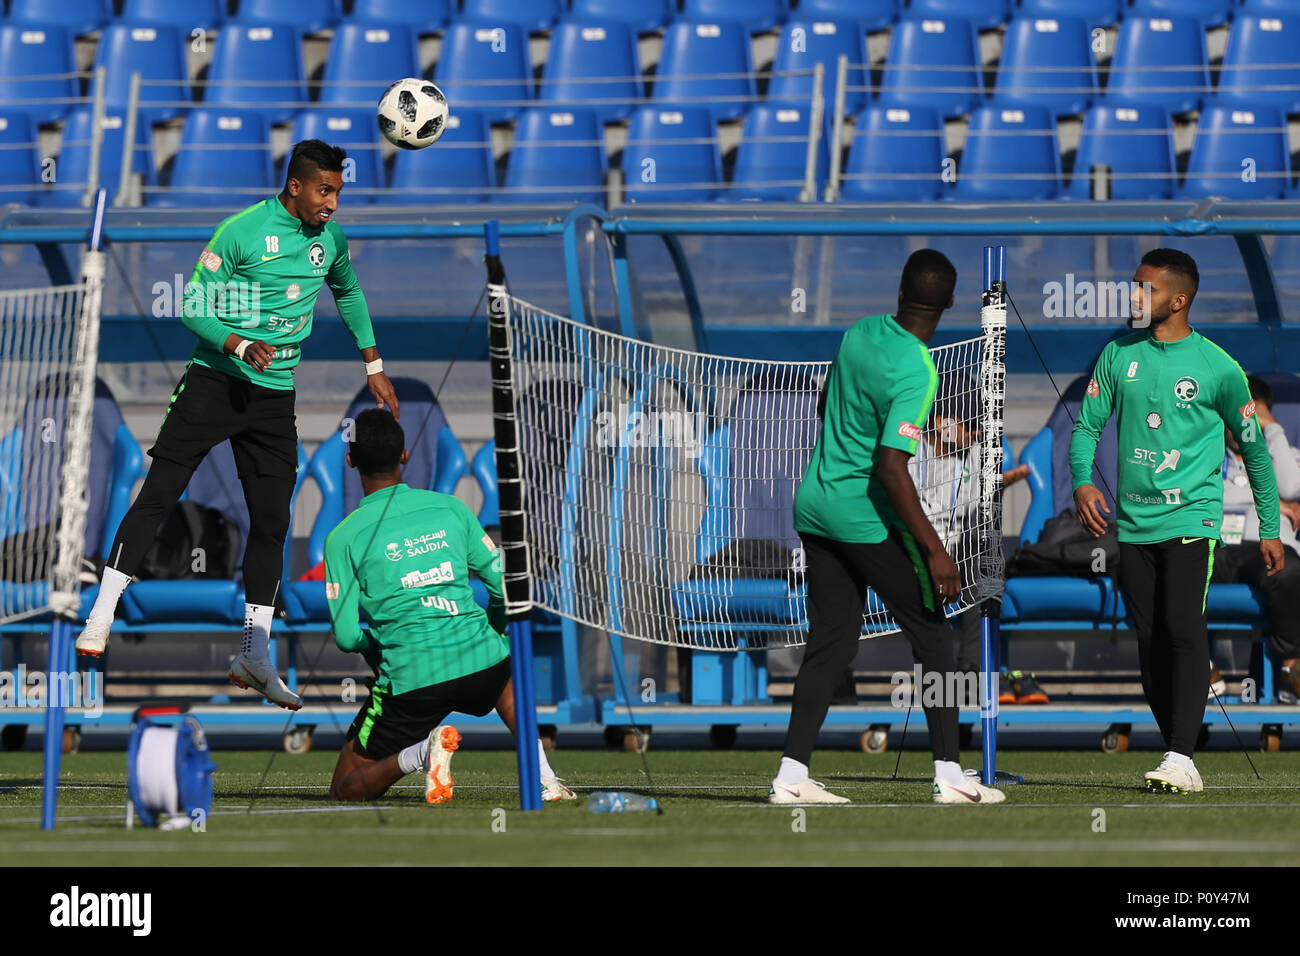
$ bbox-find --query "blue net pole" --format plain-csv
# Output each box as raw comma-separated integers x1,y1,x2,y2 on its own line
40,188,109,830
485,219,542,811
980,245,1006,789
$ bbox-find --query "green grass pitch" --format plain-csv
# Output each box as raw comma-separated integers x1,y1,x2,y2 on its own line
3,749,1300,866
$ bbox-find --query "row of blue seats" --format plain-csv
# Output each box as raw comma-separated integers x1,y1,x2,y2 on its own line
0,376,487,632
7,0,1300,37
845,103,1298,201
0,103,827,205
5,100,1291,207
6,13,1300,133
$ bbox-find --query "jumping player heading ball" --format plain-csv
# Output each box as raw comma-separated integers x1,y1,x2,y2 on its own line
75,140,400,710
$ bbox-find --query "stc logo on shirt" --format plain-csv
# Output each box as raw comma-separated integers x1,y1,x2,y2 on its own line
1131,447,1181,474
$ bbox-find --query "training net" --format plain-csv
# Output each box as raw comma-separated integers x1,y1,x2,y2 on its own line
0,254,105,625
497,289,1006,651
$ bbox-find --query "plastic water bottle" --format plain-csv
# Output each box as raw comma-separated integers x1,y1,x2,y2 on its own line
587,791,658,813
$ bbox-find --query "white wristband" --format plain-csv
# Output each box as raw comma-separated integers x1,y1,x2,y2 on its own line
365,359,383,376
234,339,251,361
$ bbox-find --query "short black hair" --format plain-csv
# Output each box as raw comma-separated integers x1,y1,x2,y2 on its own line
1140,247,1199,299
900,249,957,311
286,139,347,186
348,409,405,477
1247,374,1274,409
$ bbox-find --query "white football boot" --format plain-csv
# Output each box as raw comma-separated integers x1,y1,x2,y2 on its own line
74,615,113,658
425,725,461,805
769,778,850,804
541,776,578,802
1144,753,1204,793
228,652,302,710
932,776,1007,804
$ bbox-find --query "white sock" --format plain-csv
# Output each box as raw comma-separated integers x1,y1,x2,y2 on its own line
934,760,965,784
398,737,429,775
1166,751,1195,769
537,740,556,779
88,566,132,622
242,603,275,658
776,757,809,787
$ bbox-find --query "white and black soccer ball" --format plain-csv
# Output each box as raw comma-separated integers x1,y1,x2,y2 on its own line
376,78,449,150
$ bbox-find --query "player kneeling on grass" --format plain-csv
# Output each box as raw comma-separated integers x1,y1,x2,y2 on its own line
324,409,575,804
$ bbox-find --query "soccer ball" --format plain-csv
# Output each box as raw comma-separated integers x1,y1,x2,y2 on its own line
376,78,449,150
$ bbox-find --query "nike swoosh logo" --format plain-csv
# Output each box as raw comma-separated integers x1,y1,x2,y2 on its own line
261,254,283,261
1181,537,1202,544
951,786,982,803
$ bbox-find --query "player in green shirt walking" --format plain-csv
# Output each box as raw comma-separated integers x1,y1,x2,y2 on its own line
325,410,576,804
1071,248,1284,793
772,250,1005,806
75,141,399,710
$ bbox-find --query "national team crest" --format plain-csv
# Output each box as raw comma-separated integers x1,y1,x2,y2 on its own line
1174,376,1199,402
307,242,326,268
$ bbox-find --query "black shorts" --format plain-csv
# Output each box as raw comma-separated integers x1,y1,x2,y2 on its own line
347,658,512,760
149,362,298,479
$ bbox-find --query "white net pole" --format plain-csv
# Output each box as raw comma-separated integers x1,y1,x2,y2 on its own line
504,291,1005,651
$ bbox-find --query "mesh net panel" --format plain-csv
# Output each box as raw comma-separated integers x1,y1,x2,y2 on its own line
0,264,103,625
504,292,1004,650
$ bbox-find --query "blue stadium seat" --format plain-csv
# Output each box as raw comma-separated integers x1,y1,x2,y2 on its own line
124,441,309,627
7,0,111,36
461,0,562,32
730,103,829,200
151,109,275,206
877,17,983,118
501,107,606,205
653,20,757,122
92,23,190,124
954,105,1060,200
906,0,1009,30
840,104,945,200
434,22,532,124
471,440,499,529
0,25,78,125
349,0,452,34
571,0,674,33
0,378,143,628
1218,15,1300,117
1016,0,1119,28
1105,16,1208,116
1179,106,1291,200
320,21,420,108
993,16,1096,117
540,21,642,123
796,0,897,31
122,0,224,31
621,107,721,202
286,380,467,625
382,111,496,203
1241,0,1300,13
1130,0,1233,28
42,108,156,207
768,19,869,116
1065,105,1175,200
285,110,384,202
0,114,42,206
206,23,307,126
233,0,341,34
680,0,789,33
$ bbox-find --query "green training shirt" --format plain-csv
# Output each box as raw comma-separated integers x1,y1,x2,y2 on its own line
324,483,508,695
1069,329,1280,545
181,196,376,390
794,313,939,543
